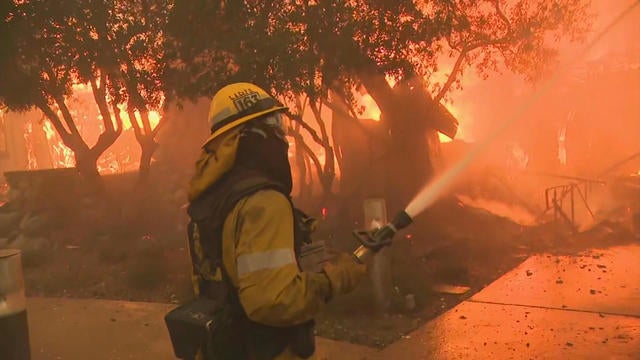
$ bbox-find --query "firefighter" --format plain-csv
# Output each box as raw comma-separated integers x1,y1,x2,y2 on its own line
186,82,366,359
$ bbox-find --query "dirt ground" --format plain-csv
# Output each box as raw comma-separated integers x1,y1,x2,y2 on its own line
19,195,638,348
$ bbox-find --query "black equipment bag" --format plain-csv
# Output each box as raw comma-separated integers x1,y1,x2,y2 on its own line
164,297,219,360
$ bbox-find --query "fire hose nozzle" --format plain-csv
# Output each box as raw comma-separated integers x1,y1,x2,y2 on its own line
352,210,413,263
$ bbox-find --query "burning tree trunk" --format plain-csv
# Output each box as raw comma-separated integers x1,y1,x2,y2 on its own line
127,109,162,182
312,31,458,210
286,99,336,198
95,0,167,183
308,99,336,194
290,97,313,201
116,44,166,182
73,145,100,181
34,72,123,185
139,139,158,180
290,124,311,201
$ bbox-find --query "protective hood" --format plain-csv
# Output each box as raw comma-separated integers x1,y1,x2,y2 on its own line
188,127,242,201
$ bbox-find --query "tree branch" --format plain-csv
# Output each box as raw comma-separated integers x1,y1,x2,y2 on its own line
309,99,335,183
331,120,343,177
437,12,517,103
289,123,311,197
111,103,123,134
303,150,313,187
92,130,119,155
140,109,152,134
34,96,74,147
493,0,512,29
294,94,308,116
152,115,167,136
297,134,326,191
90,70,116,133
53,94,83,139
41,64,83,139
435,47,468,102
284,110,324,145
309,100,330,147
128,109,143,143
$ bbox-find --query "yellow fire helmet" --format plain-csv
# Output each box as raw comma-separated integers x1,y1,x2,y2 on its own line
203,82,287,147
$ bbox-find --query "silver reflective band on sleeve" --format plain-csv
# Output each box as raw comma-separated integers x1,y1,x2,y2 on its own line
237,248,296,276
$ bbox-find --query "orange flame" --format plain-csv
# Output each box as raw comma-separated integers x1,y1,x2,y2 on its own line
23,121,38,170
33,84,164,175
438,103,466,143
116,105,162,131
43,120,75,168
357,94,381,121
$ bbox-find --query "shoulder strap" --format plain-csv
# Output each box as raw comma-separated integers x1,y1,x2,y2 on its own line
188,168,289,292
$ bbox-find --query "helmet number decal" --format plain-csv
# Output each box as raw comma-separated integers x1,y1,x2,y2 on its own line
231,90,261,112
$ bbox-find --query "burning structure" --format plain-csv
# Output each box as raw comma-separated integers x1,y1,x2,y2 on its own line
0,0,639,356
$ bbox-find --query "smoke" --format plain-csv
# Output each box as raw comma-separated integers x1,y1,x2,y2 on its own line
406,1,640,219
456,195,538,226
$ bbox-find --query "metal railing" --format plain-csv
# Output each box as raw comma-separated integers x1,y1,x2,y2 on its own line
542,181,599,233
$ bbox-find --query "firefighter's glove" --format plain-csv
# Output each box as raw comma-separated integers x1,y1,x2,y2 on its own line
322,253,366,298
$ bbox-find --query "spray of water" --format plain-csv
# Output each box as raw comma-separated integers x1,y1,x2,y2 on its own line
405,1,640,219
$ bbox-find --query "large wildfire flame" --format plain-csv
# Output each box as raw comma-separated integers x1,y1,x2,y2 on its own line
28,84,161,174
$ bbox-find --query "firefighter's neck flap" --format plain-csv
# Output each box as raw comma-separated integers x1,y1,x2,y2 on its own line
188,127,242,201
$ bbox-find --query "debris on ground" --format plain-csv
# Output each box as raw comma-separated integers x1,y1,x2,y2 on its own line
431,284,471,295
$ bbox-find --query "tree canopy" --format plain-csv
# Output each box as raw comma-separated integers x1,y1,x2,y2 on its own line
165,0,592,109
1,0,592,196
163,0,592,204
0,0,170,180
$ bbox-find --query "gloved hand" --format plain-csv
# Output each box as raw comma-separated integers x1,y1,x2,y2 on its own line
322,253,367,297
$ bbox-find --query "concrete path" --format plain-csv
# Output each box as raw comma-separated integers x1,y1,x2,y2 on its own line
23,244,640,359
380,244,640,359
28,298,174,360
26,297,377,360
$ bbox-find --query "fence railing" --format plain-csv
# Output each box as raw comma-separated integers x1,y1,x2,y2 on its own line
542,181,600,233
